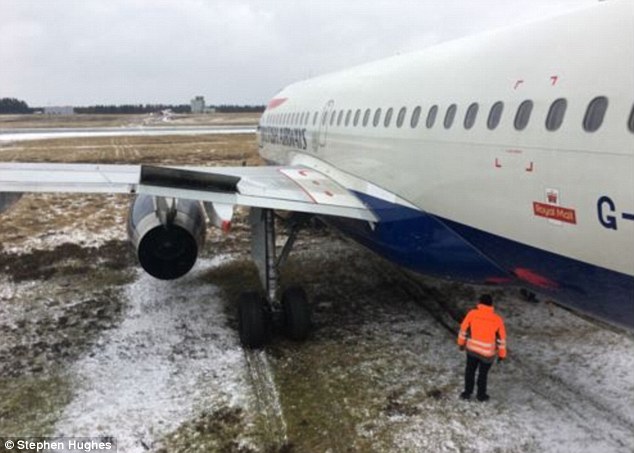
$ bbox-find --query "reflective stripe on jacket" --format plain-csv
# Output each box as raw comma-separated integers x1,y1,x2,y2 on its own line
457,304,507,359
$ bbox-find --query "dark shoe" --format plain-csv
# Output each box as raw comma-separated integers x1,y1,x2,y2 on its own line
460,392,471,400
477,394,490,402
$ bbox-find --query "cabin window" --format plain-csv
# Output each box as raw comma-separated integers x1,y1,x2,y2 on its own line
546,98,567,131
337,110,344,126
384,108,394,127
299,112,305,125
330,110,337,126
514,100,533,131
396,107,407,128
410,106,421,128
345,110,352,126
464,103,479,130
444,104,457,129
313,111,319,125
304,112,309,125
487,101,504,130
426,105,438,128
354,109,361,126
583,96,608,132
363,108,371,127
372,108,382,127
629,103,634,133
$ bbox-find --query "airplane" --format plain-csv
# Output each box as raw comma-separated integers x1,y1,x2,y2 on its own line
0,0,632,348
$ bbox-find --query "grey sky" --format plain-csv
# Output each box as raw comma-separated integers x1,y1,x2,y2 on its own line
0,0,597,107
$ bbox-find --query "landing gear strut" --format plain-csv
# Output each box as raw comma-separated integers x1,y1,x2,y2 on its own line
238,208,312,348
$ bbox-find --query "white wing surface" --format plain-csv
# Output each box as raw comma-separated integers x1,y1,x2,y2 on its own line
0,163,376,222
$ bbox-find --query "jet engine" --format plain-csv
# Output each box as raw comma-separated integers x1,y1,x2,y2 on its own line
127,194,206,280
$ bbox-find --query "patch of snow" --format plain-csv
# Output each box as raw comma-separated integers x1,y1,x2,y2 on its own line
53,257,251,452
388,290,634,453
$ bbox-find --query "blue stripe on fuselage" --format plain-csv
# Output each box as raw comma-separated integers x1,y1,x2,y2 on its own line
326,191,634,331
326,191,509,283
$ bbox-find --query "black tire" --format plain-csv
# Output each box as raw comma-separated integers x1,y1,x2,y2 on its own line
282,286,312,341
238,292,268,349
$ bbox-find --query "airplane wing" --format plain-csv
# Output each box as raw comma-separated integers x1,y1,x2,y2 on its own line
0,163,377,222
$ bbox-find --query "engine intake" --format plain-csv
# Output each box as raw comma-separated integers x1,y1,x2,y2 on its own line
127,195,206,280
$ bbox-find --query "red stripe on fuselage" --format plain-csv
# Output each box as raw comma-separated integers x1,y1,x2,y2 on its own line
267,98,288,110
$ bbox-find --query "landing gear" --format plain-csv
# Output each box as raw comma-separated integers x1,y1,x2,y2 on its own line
238,292,270,349
282,286,311,341
238,209,312,348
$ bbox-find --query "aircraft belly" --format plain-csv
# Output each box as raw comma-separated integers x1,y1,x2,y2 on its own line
327,191,634,332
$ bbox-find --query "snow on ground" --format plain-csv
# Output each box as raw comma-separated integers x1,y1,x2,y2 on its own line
2,225,123,254
1,236,632,452
387,289,634,453
53,258,252,452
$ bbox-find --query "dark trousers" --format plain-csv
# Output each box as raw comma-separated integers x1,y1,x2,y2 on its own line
464,354,493,397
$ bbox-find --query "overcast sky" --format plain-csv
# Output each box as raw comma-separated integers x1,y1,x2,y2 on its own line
0,0,598,107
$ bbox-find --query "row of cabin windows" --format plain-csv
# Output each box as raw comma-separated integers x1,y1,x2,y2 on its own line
264,98,634,134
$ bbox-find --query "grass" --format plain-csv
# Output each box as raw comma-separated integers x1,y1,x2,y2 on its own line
0,373,72,436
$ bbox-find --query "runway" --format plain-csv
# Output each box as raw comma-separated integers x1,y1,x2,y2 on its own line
0,125,256,142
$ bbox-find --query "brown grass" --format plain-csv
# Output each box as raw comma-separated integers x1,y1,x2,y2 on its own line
0,132,262,250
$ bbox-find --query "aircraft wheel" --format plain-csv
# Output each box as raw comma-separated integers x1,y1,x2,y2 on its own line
282,286,312,341
238,292,269,349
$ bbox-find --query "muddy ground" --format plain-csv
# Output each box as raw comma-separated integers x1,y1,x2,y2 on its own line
0,127,632,452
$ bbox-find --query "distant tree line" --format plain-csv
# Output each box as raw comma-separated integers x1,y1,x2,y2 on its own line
74,104,265,114
0,98,33,114
214,104,265,113
74,104,192,114
0,98,265,115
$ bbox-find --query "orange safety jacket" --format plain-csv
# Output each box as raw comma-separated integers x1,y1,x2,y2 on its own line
457,304,507,359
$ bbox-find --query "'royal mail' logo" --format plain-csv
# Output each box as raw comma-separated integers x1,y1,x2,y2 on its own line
533,202,577,224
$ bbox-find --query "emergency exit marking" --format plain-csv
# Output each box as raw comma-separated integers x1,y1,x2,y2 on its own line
533,202,576,224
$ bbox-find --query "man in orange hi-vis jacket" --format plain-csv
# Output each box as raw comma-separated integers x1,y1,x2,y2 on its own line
457,294,507,402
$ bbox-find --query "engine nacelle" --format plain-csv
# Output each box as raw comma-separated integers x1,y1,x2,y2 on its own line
127,195,206,280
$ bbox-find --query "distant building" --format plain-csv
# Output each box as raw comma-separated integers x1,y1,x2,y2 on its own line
190,96,205,114
44,106,75,115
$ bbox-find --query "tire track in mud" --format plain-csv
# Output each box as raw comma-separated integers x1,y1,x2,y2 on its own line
389,265,634,450
244,350,289,449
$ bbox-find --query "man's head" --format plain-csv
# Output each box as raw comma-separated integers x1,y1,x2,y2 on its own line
479,294,493,306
